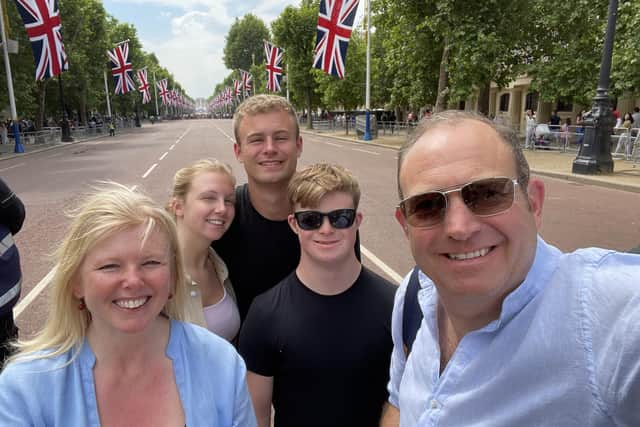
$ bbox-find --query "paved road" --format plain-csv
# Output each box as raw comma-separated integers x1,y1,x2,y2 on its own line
4,119,640,337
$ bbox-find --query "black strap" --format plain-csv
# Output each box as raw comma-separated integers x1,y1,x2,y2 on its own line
402,266,423,356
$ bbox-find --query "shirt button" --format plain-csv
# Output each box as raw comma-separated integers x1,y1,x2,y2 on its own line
430,399,439,409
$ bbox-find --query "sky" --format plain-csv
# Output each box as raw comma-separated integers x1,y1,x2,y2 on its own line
101,0,308,100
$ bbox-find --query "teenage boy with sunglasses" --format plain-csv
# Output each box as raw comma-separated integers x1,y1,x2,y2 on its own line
239,163,395,427
381,111,640,426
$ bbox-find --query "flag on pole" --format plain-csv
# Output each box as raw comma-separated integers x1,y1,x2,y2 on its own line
264,40,283,92
13,0,69,80
137,68,151,104
233,79,242,99
108,41,136,95
313,0,360,79
157,79,169,105
240,69,252,97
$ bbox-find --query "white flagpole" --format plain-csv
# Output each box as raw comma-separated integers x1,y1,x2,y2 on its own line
363,0,372,141
0,0,23,152
103,70,112,118
153,71,159,116
286,62,290,102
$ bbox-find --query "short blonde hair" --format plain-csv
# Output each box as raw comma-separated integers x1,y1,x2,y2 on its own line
6,182,188,366
232,94,299,143
168,158,235,215
288,163,360,209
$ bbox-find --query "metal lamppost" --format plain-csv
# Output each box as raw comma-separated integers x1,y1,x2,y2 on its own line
572,0,618,174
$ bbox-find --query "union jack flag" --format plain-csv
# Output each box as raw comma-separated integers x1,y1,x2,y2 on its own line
233,79,242,99
313,0,360,79
240,69,252,97
264,41,283,92
107,42,136,95
157,79,169,105
137,68,151,104
13,0,69,81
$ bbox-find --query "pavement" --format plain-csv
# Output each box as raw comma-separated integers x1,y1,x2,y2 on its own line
2,125,639,194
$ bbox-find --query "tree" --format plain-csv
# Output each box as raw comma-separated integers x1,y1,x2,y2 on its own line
223,14,270,71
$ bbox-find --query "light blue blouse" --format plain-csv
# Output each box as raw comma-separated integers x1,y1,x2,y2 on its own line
388,237,640,426
0,320,257,426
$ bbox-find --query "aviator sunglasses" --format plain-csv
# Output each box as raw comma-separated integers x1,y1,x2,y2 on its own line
294,209,357,231
399,177,519,228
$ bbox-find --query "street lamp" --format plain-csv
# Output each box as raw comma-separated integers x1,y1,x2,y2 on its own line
572,0,618,175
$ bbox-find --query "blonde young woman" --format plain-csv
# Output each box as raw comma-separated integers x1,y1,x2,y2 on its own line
0,183,256,427
168,159,240,342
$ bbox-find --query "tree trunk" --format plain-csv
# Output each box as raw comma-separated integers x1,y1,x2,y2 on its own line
35,81,48,130
305,88,313,130
435,37,450,113
78,86,87,126
477,81,491,115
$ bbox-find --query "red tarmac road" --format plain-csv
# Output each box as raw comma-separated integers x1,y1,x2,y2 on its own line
2,119,639,337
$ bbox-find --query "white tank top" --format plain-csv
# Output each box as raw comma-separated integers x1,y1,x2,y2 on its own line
203,286,240,342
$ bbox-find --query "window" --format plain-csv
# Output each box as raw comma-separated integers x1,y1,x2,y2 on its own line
525,92,538,112
499,94,510,112
556,99,573,112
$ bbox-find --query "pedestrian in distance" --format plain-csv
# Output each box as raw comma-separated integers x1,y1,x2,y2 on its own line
380,110,640,426
239,163,395,427
524,109,536,149
0,182,257,427
0,178,25,365
167,159,240,342
108,120,115,136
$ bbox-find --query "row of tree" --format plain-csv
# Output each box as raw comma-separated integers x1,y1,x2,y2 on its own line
216,0,640,122
0,0,187,129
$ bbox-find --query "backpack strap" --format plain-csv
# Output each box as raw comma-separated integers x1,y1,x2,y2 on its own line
402,266,423,356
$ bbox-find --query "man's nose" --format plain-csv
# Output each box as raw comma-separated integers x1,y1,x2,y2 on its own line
442,193,482,240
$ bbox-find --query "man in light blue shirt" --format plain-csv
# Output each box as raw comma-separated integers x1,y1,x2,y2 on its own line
380,110,640,426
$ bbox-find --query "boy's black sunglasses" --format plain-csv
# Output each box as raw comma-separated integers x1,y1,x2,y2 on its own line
294,209,356,230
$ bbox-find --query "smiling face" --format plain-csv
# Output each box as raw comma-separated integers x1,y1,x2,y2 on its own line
72,224,173,337
173,171,235,243
289,191,362,267
396,119,544,314
234,110,302,186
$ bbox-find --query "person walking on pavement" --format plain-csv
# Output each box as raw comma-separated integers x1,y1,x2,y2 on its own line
0,178,25,364
525,109,536,148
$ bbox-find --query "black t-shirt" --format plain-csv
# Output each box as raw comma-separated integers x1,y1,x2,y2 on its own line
239,267,396,427
213,184,361,320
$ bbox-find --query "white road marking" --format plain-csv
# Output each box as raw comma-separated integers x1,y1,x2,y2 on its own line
169,144,176,151
0,162,25,172
142,163,157,179
175,128,191,143
159,152,168,161
361,245,403,285
352,148,380,155
213,124,235,143
130,185,138,191
14,266,57,318
325,142,341,147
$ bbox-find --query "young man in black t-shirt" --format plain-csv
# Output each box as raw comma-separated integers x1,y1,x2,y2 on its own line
213,95,304,320
239,164,395,427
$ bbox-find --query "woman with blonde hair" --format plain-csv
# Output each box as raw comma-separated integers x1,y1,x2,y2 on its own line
0,182,256,426
168,158,240,342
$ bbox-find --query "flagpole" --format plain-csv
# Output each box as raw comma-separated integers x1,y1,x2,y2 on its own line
0,0,23,152
103,70,112,119
363,0,372,141
153,71,159,117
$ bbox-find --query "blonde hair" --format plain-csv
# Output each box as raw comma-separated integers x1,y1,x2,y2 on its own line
288,163,360,209
232,94,299,143
6,182,188,366
168,158,236,216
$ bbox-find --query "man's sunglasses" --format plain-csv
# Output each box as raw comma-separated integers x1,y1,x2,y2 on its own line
294,209,356,231
398,177,519,229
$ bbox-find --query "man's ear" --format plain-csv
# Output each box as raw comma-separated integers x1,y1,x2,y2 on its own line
287,214,299,235
171,198,184,218
526,178,545,230
395,207,409,237
295,135,303,158
233,142,242,162
354,211,363,228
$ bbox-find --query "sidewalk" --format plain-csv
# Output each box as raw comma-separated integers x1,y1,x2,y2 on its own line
303,128,640,194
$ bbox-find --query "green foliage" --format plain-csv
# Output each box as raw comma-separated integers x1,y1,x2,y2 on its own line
223,14,270,71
